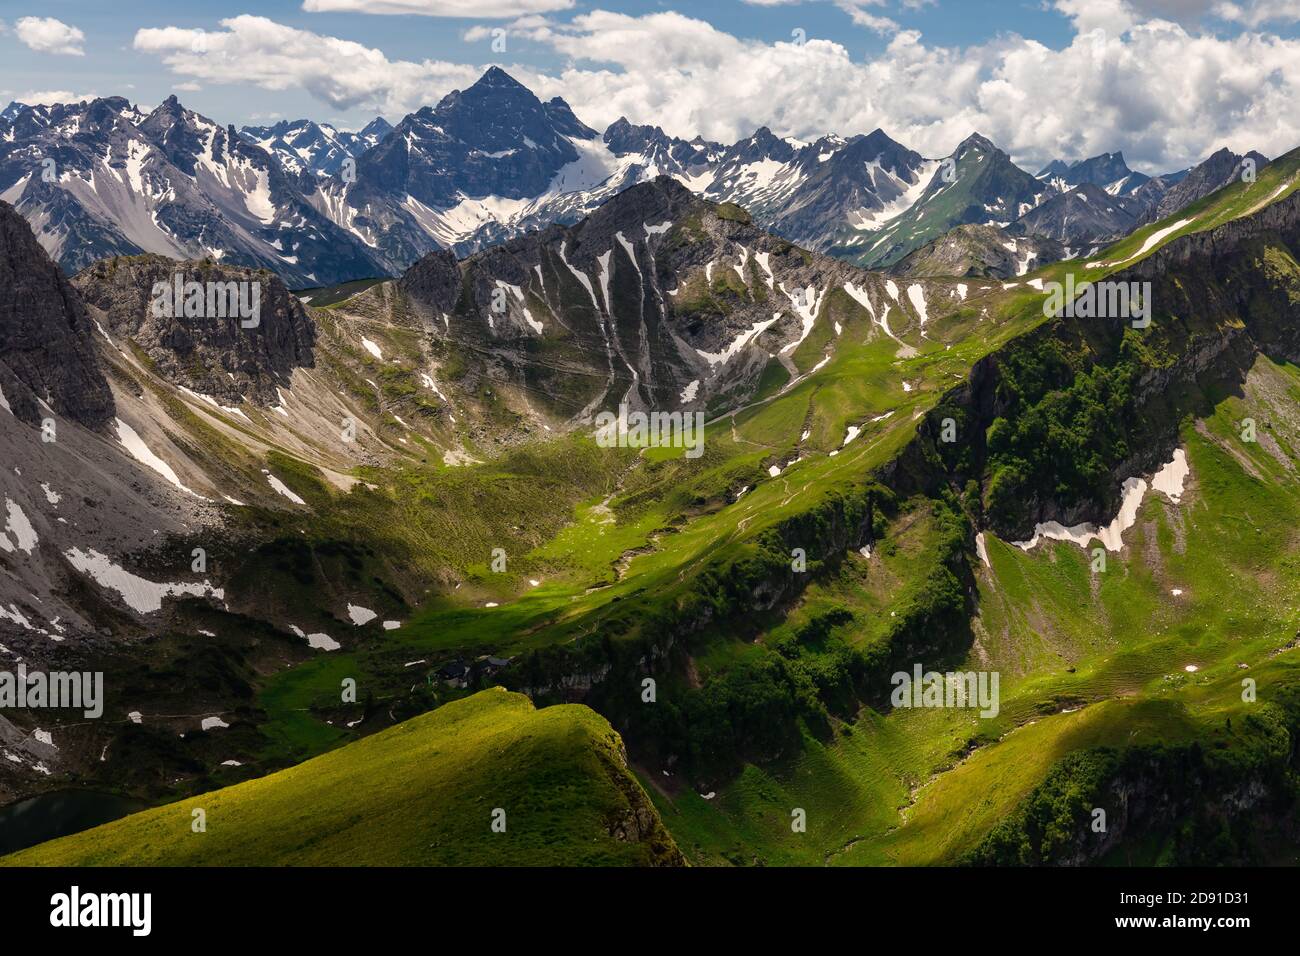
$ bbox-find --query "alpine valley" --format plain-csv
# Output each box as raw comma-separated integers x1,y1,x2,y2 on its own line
3,63,1300,870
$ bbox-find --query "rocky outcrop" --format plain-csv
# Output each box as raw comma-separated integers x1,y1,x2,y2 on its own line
599,731,688,866
0,200,114,428
395,249,460,314
72,254,315,406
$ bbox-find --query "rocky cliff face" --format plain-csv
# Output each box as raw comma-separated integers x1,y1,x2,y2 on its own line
964,735,1293,866
0,200,114,428
72,254,315,406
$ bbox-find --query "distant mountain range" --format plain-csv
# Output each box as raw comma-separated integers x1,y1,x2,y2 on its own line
1036,151,1155,196
0,96,384,287
0,72,1268,286
239,116,394,179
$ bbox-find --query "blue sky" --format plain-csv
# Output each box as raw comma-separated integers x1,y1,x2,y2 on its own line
4,1,1300,172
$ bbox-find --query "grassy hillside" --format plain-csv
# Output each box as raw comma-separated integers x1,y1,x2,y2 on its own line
2,690,683,867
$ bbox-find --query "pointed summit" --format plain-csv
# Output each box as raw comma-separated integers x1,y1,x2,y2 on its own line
544,96,597,140
956,132,997,154
354,64,595,209
725,126,796,165
471,66,530,93
359,116,393,141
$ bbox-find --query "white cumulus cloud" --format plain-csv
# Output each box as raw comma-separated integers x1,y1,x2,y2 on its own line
133,15,481,116
1213,0,1300,26
132,9,1300,173
14,16,86,56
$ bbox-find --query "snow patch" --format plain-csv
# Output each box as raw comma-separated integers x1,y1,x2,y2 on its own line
64,547,223,614
906,284,929,328
347,603,378,626
115,419,203,498
265,473,306,505
0,499,38,555
1088,218,1194,269
1150,448,1189,503
1013,447,1188,553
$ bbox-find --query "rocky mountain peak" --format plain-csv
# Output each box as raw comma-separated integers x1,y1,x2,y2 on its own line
729,126,797,164
473,65,529,92
837,128,922,173
543,97,597,140
1149,146,1270,222
1037,150,1145,195
956,132,998,156
358,116,395,144
354,68,585,208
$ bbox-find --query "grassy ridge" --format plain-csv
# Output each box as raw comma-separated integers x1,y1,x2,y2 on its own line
3,690,683,867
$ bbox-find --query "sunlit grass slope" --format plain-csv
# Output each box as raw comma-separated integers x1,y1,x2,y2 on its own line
3,689,683,867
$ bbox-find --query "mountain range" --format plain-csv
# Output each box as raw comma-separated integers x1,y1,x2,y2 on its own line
0,69,1269,288
239,116,394,180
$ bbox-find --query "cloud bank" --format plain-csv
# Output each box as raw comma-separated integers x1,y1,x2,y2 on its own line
131,4,1300,172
